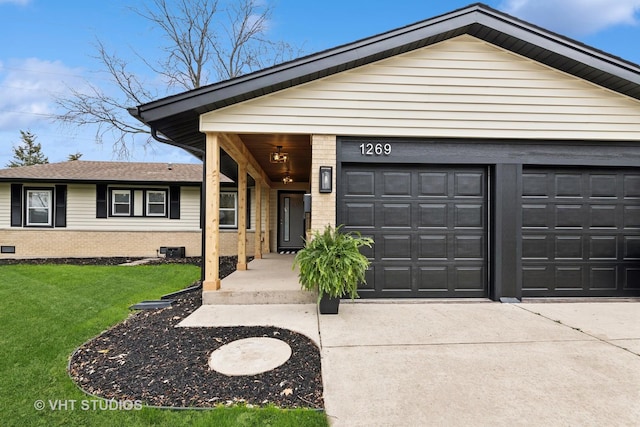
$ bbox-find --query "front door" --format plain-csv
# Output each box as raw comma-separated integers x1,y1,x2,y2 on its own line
278,192,305,251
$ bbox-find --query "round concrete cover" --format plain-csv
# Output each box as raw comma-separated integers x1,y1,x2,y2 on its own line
209,337,292,376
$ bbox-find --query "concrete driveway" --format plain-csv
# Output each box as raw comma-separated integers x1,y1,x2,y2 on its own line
319,301,640,426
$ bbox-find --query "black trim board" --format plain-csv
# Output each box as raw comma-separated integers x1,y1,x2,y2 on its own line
339,137,640,167
10,183,22,227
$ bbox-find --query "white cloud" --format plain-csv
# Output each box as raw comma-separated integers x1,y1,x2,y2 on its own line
0,0,30,4
0,58,85,131
500,0,640,36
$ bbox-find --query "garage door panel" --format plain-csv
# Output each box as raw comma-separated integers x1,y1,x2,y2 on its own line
455,267,485,290
590,205,618,228
455,173,484,197
382,267,412,290
340,164,487,298
523,173,549,196
344,171,375,195
555,205,585,228
624,236,640,259
419,235,447,259
523,266,550,290
555,266,584,290
590,174,617,197
418,267,448,291
454,235,485,259
419,172,448,196
455,204,484,228
522,167,640,297
624,175,640,197
623,206,640,227
381,235,411,259
555,236,583,259
419,204,447,228
344,202,375,227
625,269,640,289
382,203,411,227
555,174,583,197
589,236,617,259
591,267,617,290
382,172,411,196
522,204,549,228
523,235,550,259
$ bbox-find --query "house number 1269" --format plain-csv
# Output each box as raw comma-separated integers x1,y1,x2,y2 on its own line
359,143,392,156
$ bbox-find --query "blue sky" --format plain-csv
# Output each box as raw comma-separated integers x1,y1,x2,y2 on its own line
1,0,640,167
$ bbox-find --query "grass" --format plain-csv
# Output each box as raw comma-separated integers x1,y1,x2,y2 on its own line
0,264,327,427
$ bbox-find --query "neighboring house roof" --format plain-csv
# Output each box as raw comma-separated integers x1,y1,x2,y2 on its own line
130,2,640,156
0,161,221,184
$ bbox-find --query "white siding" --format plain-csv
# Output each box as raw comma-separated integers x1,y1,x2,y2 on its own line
201,35,640,141
0,183,9,227
66,184,201,231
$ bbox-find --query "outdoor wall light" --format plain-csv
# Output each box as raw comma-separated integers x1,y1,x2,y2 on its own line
319,166,332,193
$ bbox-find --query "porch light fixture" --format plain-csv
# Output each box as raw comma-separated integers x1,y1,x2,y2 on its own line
319,166,332,193
282,174,293,184
270,146,289,163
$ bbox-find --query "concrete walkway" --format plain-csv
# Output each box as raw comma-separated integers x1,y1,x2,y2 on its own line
181,300,640,426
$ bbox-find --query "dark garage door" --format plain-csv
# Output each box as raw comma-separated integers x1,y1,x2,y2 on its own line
522,167,640,297
339,164,487,298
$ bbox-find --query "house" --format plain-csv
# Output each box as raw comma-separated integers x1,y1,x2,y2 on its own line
0,161,259,259
130,3,640,300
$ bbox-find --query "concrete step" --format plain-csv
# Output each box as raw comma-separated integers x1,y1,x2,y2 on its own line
203,289,316,305
202,254,316,305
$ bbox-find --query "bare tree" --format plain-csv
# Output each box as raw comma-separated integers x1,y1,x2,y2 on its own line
55,0,299,158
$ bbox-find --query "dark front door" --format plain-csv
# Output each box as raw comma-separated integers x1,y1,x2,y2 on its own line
278,192,305,251
522,167,640,296
339,164,488,298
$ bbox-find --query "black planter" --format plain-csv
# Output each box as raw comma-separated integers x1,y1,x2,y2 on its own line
318,295,340,314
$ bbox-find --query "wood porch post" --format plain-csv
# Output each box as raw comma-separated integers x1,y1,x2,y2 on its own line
254,180,263,259
237,161,247,271
203,133,220,290
264,187,271,253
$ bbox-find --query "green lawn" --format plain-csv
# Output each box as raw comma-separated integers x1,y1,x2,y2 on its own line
0,264,327,427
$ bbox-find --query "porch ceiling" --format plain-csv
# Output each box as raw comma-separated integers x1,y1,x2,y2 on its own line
231,134,312,185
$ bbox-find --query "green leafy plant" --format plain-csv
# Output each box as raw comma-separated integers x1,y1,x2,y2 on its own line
294,224,373,301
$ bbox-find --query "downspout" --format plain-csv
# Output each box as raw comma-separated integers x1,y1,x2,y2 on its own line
150,128,206,156
150,128,207,283
129,106,208,281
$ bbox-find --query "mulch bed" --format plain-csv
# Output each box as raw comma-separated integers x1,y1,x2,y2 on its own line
7,256,324,409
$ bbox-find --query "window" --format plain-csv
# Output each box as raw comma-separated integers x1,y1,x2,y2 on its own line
146,191,167,216
107,188,169,217
26,189,52,226
112,190,131,216
220,192,237,228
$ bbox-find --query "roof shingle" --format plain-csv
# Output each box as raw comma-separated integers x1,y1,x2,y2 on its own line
0,161,220,183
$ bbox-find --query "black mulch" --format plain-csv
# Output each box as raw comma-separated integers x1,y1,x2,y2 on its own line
12,256,324,409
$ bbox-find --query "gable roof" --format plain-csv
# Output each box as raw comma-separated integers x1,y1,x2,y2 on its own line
0,161,215,184
130,2,640,157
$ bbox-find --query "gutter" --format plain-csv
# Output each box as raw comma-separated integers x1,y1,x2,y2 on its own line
128,107,205,159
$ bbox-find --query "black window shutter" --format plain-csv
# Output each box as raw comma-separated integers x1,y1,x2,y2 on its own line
169,186,181,219
96,184,108,218
55,185,67,227
10,184,22,227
